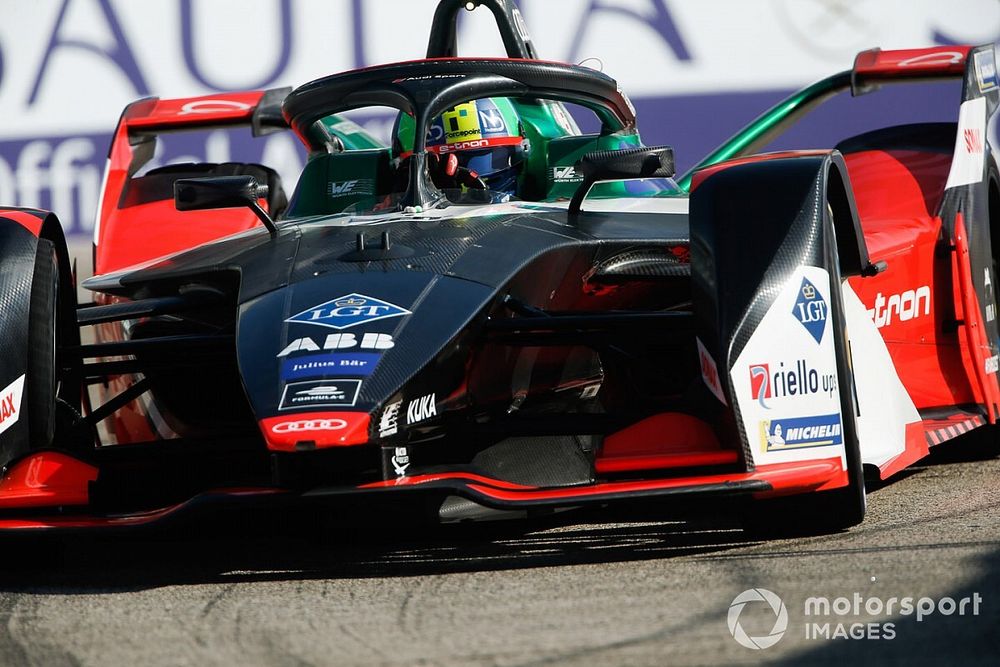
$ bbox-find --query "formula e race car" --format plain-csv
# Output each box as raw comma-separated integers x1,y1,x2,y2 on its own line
0,0,997,536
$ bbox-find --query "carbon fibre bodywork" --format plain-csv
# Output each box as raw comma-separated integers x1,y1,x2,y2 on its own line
0,1,995,533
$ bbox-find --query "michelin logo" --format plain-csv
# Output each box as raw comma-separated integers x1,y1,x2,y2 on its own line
760,414,842,452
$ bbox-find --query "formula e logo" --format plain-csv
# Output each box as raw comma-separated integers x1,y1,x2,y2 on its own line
279,379,361,410
406,393,437,425
286,294,411,330
792,277,827,344
271,419,348,433
749,364,771,408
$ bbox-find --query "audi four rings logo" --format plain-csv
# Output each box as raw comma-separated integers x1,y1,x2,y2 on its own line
271,419,348,433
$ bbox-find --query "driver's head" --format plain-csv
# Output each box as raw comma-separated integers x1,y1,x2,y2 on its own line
393,97,528,196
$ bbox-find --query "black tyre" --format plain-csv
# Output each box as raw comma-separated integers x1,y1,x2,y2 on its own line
25,238,58,449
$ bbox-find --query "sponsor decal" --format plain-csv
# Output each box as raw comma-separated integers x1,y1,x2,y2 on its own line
328,179,375,198
697,337,727,405
0,375,25,437
974,49,998,93
897,51,964,67
277,332,394,357
985,268,995,322
391,446,410,476
946,97,987,189
792,276,828,343
478,107,506,133
280,352,380,381
379,400,402,437
760,413,842,452
392,74,465,83
749,359,838,409
271,418,348,434
964,128,983,155
438,139,491,153
987,355,999,374
279,379,361,410
749,363,771,408
866,286,931,329
406,393,437,425
178,99,252,115
286,294,411,331
551,166,584,183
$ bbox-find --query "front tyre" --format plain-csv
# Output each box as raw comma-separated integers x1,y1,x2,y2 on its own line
25,238,58,449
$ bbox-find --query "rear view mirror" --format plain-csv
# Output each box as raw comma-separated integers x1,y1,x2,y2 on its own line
174,176,277,236
569,146,675,217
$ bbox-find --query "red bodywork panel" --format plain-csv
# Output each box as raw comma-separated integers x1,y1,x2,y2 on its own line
843,148,976,409
260,412,372,451
94,91,270,276
595,412,736,474
0,209,46,236
853,46,971,83
0,452,98,509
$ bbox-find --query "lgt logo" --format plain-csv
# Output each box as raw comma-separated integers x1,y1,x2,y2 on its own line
792,277,828,344
286,294,411,330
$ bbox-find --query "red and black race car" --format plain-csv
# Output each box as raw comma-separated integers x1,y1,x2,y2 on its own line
0,0,996,535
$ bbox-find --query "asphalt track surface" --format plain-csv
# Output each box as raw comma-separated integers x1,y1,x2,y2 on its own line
0,245,991,666
0,429,995,666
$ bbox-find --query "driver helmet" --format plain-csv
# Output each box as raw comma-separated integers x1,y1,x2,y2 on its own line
393,97,529,196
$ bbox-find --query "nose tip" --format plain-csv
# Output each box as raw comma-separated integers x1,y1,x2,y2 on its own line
259,412,371,451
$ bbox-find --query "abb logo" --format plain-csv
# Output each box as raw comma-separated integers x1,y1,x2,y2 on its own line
965,128,983,154
271,419,347,434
